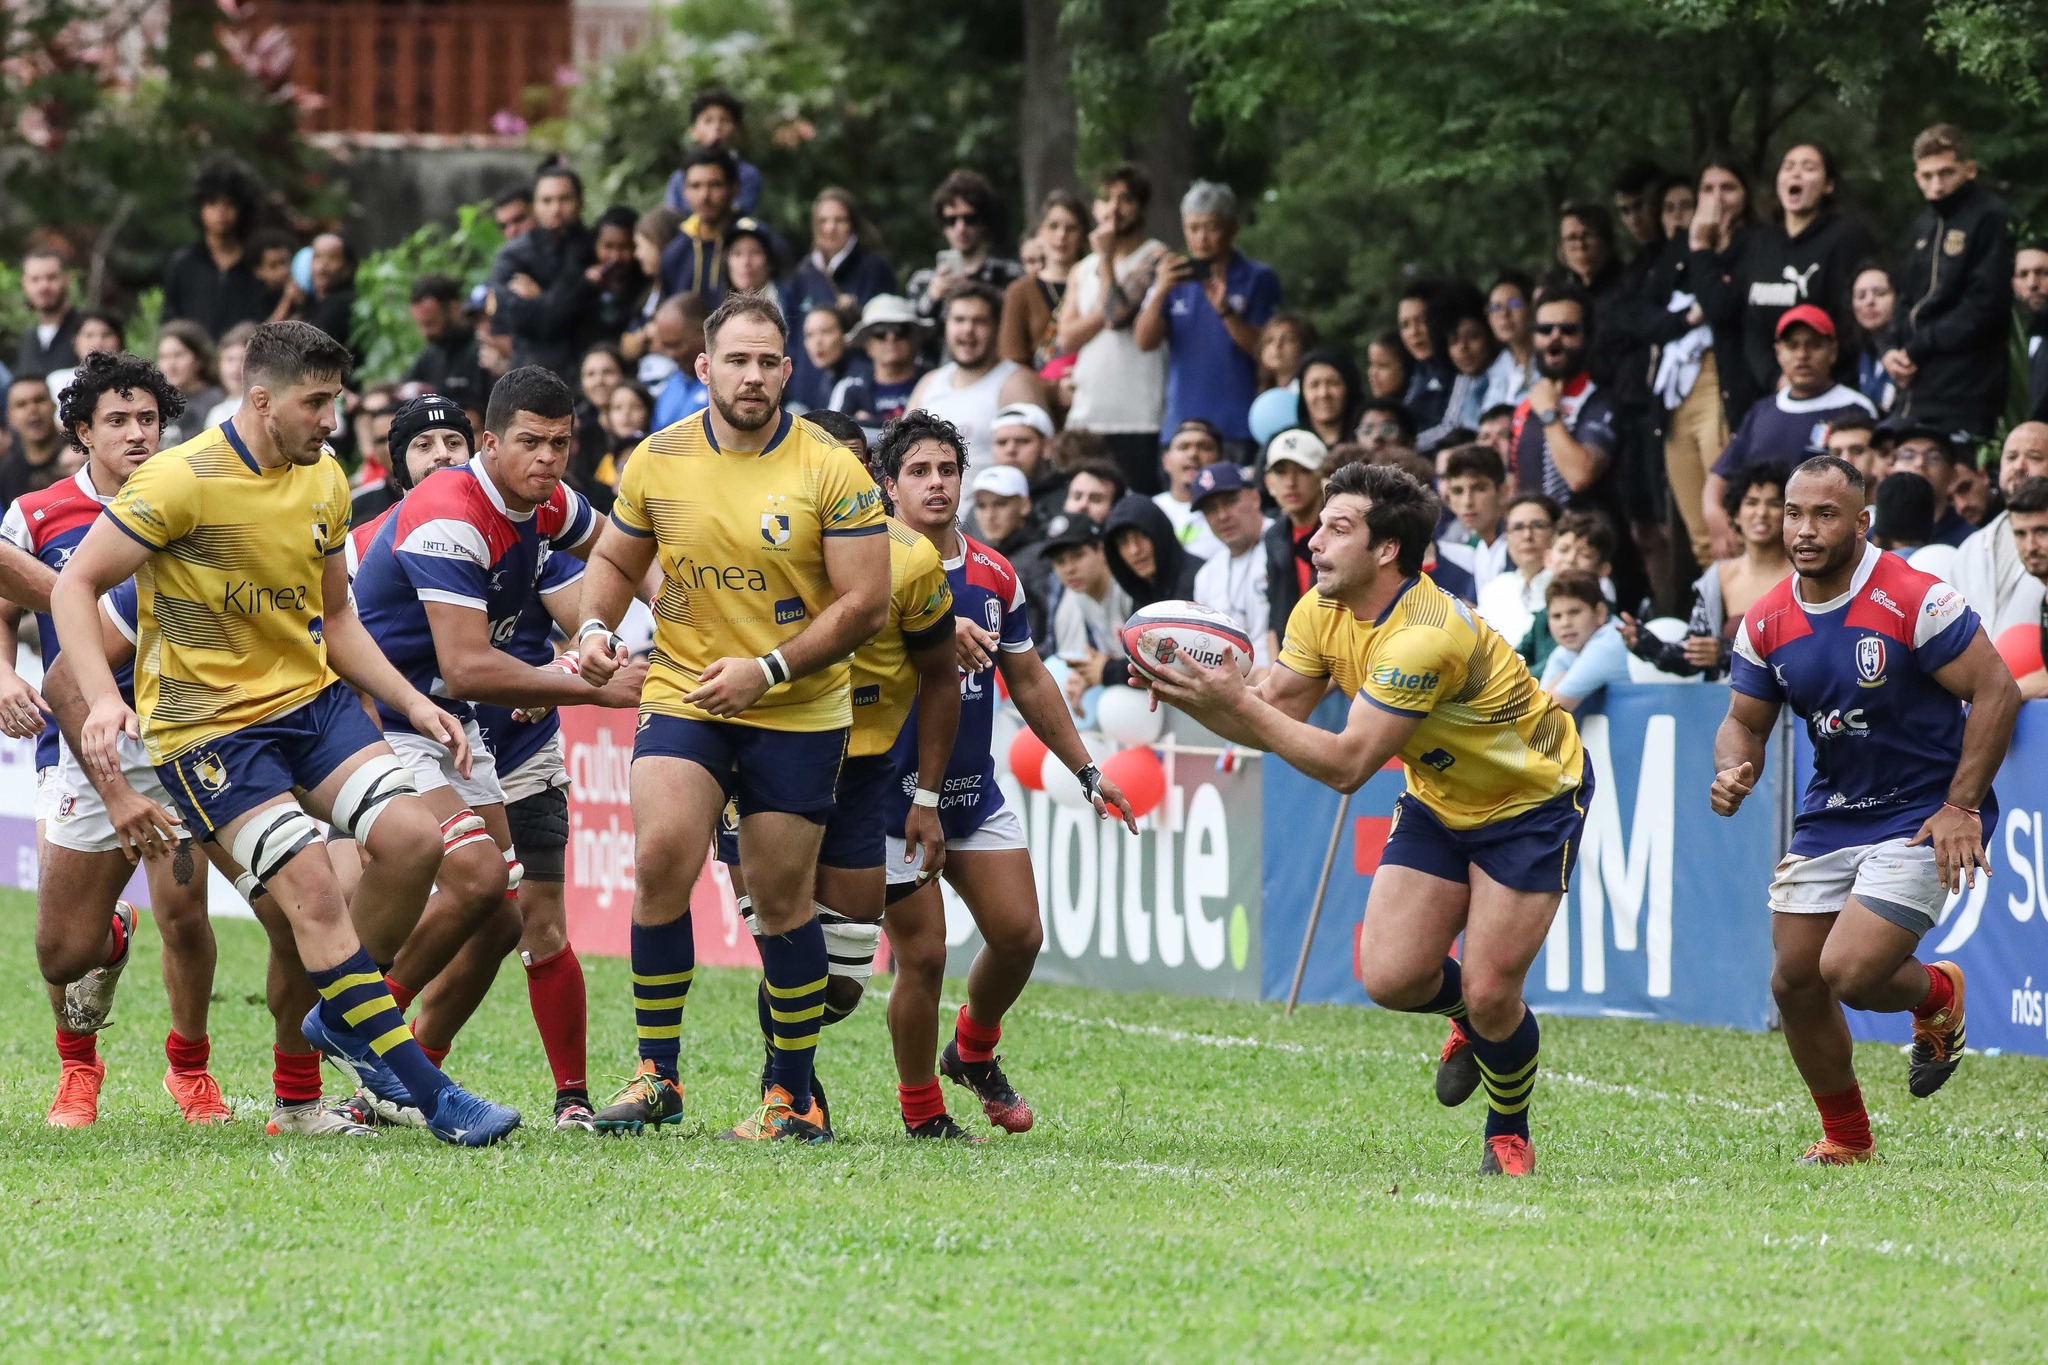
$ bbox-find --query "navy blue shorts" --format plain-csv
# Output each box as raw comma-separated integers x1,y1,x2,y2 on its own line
156,680,386,839
1380,771,1593,894
636,713,846,825
714,752,896,867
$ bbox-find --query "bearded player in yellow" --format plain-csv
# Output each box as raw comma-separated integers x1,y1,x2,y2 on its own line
1144,462,1588,1177
49,320,523,1147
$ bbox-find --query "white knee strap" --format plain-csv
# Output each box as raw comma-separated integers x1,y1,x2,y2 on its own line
440,809,494,858
234,870,266,904
231,803,325,885
822,915,882,984
737,894,758,937
503,845,524,893
333,754,417,842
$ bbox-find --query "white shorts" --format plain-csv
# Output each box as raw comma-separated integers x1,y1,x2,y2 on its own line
35,765,59,824
1767,838,1944,935
497,732,569,807
884,804,1028,887
47,738,192,855
386,719,504,810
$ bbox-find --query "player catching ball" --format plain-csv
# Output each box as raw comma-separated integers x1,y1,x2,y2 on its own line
1711,455,2017,1165
1145,462,1588,1176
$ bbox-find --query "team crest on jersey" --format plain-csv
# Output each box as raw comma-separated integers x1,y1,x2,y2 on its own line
1855,636,1887,687
982,597,1002,632
193,752,230,793
760,494,791,548
312,521,329,553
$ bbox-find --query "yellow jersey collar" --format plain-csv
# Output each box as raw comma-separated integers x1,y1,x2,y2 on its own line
699,408,792,458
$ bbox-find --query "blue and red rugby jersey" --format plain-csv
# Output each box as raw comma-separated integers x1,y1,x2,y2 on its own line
1730,542,1992,858
473,544,585,777
1,469,135,768
885,535,1034,840
347,463,593,733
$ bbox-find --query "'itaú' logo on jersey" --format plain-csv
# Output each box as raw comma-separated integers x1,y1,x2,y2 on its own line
222,581,310,614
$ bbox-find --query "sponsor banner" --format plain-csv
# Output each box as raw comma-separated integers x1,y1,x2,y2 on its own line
1263,686,1780,1030
948,710,1262,999
559,707,749,966
1828,705,2048,1055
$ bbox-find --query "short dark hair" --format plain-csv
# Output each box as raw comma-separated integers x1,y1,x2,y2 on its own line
1490,268,1536,301
1478,403,1518,428
703,288,787,349
75,308,126,346
1322,460,1439,576
1557,200,1615,248
942,280,1004,321
59,350,184,453
1545,570,1606,610
876,410,969,480
682,145,739,187
247,227,297,261
1912,122,1968,162
534,162,583,200
801,409,868,457
1555,509,1617,560
1721,465,1785,520
1506,491,1562,525
595,204,639,237
1611,159,1666,197
22,244,67,270
243,321,352,392
1358,397,1416,446
1099,161,1153,210
411,273,462,305
1534,280,1596,340
1066,458,1127,503
493,185,532,212
484,365,575,435
189,156,262,238
1826,413,1877,440
1050,428,1110,472
690,88,745,126
2006,475,2048,516
1442,443,1506,486
1789,453,1867,499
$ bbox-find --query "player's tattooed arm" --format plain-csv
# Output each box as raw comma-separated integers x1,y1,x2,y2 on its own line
1708,690,1779,817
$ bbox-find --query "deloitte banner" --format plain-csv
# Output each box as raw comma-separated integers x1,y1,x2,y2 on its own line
1834,706,2048,1056
1263,685,1781,1030
950,711,1263,999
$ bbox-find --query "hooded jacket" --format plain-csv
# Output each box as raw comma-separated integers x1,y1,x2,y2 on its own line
489,221,599,383
1892,180,2013,439
1103,492,1200,609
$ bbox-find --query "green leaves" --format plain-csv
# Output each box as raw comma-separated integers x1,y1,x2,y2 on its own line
348,204,505,386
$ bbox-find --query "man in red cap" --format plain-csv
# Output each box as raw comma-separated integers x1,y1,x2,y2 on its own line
1700,303,1878,556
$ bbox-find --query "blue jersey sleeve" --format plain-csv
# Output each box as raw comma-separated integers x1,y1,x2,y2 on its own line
1728,618,1784,702
101,580,140,642
999,572,1033,653
1910,581,1978,674
392,512,493,610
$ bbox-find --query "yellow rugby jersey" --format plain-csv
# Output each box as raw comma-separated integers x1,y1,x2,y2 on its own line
1278,574,1583,829
104,423,350,764
847,520,955,757
612,409,886,731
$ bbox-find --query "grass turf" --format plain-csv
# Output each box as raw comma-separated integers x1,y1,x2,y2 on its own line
0,889,2045,1360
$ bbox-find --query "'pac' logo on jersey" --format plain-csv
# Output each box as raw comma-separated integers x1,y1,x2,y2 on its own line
761,495,791,548
982,597,1002,632
193,752,229,793
1855,636,1887,688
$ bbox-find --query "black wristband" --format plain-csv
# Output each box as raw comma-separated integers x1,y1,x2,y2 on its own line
1076,763,1103,801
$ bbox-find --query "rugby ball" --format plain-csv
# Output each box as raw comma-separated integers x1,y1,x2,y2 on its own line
1119,600,1254,683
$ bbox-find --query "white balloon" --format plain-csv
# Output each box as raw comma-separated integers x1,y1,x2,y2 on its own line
1040,734,1115,809
1095,683,1165,747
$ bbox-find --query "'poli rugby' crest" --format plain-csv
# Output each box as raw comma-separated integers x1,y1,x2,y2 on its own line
1855,636,1887,687
761,494,791,548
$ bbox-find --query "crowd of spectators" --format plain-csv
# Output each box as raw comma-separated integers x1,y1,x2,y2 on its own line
11,104,2048,717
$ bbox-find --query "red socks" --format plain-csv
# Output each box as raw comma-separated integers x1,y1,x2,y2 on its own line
419,1042,450,1069
385,976,420,1013
523,946,588,1094
1911,964,1955,1020
1812,1085,1873,1151
164,1030,210,1074
106,910,128,965
899,1080,946,1127
55,1028,98,1066
954,1005,1001,1064
273,1047,323,1104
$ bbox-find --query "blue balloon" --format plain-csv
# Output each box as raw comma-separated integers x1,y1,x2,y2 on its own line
291,246,315,294
1249,386,1300,447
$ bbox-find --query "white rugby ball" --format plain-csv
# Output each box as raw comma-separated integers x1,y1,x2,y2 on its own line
1119,600,1254,683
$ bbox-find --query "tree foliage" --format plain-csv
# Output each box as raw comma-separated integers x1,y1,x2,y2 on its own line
350,203,505,386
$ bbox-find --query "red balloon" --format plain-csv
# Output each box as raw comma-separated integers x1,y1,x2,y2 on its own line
1101,746,1167,819
1008,726,1051,791
1995,623,2044,679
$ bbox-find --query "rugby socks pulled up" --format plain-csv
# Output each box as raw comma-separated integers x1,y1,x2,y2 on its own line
105,909,129,967
1411,957,1468,1023
1467,1006,1540,1141
631,916,695,1083
164,1030,210,1075
1911,963,1955,1021
309,947,449,1119
758,917,828,1111
899,1080,947,1128
954,1004,1001,1065
273,1047,323,1105
523,946,589,1102
1813,1084,1873,1151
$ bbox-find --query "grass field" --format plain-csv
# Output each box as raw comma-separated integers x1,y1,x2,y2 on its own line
2,889,2047,1360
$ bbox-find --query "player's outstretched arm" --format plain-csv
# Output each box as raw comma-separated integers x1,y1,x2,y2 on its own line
49,519,152,784
1709,691,1778,817
318,555,473,775
0,542,56,613
1918,627,2022,890
43,624,181,863
903,632,964,873
999,647,1139,831
424,601,644,710
573,521,658,685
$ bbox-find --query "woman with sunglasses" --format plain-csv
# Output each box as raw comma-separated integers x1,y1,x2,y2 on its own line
1481,270,1538,410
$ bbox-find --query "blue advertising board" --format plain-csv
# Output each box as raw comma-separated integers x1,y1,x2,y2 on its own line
1262,685,1781,1030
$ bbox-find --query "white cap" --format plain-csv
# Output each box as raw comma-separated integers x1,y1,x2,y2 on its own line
1264,428,1330,472
849,294,928,342
991,402,1055,439
971,465,1031,500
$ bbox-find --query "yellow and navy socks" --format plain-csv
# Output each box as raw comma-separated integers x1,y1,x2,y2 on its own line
758,917,828,1111
1412,957,1468,1023
309,947,450,1117
1467,1006,1540,1140
631,917,696,1083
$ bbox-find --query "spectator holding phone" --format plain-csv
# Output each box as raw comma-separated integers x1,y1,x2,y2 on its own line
1620,466,1790,680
